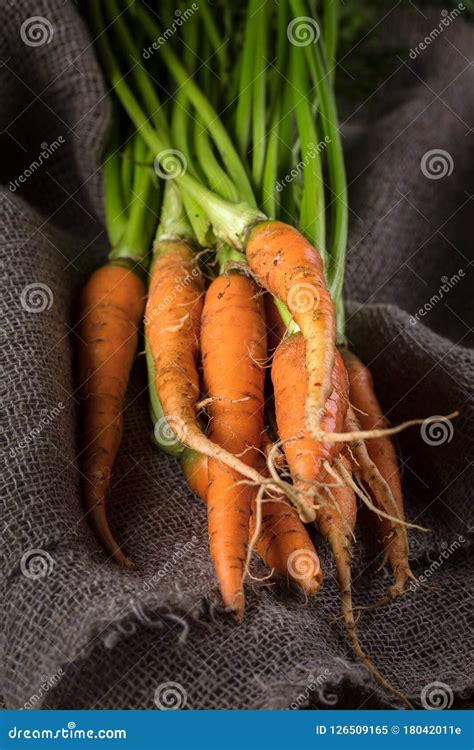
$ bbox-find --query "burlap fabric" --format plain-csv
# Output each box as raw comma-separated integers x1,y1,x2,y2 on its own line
0,1,472,710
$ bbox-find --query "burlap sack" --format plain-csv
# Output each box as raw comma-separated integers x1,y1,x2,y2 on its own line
1,1,472,709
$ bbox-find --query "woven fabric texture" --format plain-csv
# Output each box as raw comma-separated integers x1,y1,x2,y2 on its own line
0,1,472,710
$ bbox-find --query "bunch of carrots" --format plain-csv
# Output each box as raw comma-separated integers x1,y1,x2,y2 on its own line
76,0,455,708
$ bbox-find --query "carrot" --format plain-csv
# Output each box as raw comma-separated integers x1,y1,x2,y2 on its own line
181,447,210,503
145,238,204,441
272,333,348,521
342,350,413,595
199,272,266,621
264,293,287,354
78,263,145,567
246,220,336,439
318,453,414,709
145,237,298,500
181,448,323,595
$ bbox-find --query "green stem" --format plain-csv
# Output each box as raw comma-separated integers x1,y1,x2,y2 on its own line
216,244,247,274
155,181,193,242
235,0,257,158
289,0,348,337
289,43,327,262
273,298,300,336
195,119,239,203
121,136,134,215
251,0,267,191
323,0,339,79
103,0,169,137
261,102,280,218
135,4,256,207
110,133,159,265
171,97,211,245
102,120,127,247
199,0,228,81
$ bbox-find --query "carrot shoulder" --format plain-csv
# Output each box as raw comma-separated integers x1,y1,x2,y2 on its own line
78,262,145,566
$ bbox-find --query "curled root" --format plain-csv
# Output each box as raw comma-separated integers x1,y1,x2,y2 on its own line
309,411,459,444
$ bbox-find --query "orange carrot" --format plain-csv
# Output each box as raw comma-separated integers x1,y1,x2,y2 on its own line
78,263,145,567
145,239,203,439
145,239,289,495
318,452,413,709
181,448,323,595
246,220,336,438
342,350,413,596
264,293,287,354
272,333,348,520
200,272,267,621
